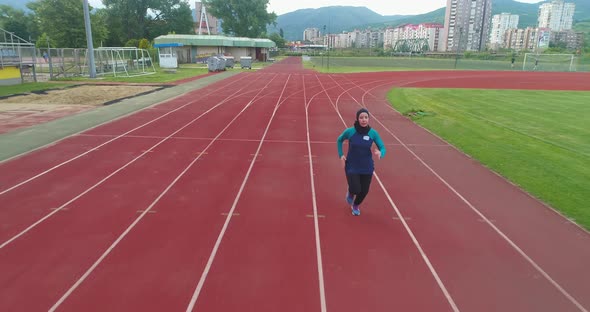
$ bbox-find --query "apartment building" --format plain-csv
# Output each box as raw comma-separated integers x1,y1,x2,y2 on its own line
443,0,493,52
538,0,575,31
303,28,321,42
489,13,519,49
384,23,445,52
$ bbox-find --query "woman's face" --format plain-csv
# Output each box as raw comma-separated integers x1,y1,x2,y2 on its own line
358,112,369,127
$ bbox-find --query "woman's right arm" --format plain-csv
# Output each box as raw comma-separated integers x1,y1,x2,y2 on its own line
337,129,350,158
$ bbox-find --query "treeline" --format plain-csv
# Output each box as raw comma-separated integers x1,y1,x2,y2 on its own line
0,0,194,48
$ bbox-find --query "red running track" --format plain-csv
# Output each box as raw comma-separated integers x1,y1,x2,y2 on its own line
0,57,589,311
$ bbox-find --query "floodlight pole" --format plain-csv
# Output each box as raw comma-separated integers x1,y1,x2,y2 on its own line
454,26,463,69
327,19,330,72
83,0,96,78
323,25,326,68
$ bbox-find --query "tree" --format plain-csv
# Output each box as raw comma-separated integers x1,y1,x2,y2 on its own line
146,0,193,39
27,0,108,48
203,0,276,38
279,28,284,38
0,5,32,40
138,38,150,49
35,32,57,49
102,0,193,46
268,32,285,48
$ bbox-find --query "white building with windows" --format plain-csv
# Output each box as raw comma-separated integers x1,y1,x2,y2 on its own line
538,0,575,31
384,23,445,52
489,13,519,49
303,28,321,42
443,0,493,52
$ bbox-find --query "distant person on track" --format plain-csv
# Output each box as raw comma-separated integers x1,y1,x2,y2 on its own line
337,108,386,216
533,58,539,71
511,55,516,68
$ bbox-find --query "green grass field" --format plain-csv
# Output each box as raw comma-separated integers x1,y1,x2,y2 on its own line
387,88,590,230
305,56,590,73
0,66,211,97
54,66,210,83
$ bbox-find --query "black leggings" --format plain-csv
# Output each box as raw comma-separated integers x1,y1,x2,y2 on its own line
346,173,373,205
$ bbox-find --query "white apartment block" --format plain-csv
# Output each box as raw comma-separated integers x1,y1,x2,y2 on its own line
489,13,519,49
503,27,550,51
354,30,384,49
303,28,321,42
324,32,350,49
443,0,493,52
538,0,575,31
384,23,445,52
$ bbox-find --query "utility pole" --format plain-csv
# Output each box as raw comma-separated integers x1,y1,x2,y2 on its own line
83,0,96,78
454,26,463,69
47,37,53,80
323,25,326,68
327,19,330,72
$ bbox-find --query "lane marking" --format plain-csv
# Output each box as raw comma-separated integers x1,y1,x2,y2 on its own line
303,74,328,312
45,75,283,311
0,75,271,250
0,74,254,195
339,75,588,312
185,75,293,312
318,74,460,312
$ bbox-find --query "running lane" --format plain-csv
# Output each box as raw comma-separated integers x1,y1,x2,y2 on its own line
309,73,455,312
45,73,297,311
193,70,323,311
331,73,590,311
0,73,276,311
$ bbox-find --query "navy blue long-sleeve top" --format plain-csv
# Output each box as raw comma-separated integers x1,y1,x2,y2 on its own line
337,127,386,174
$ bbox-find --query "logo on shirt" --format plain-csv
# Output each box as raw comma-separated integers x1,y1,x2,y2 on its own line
363,136,370,141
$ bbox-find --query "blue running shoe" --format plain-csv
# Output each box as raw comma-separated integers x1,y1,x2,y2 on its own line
351,204,360,216
345,191,354,205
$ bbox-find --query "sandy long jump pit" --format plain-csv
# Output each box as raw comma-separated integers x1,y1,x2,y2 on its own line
0,85,161,134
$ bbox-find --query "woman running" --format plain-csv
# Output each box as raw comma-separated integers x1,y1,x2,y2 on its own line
337,108,386,216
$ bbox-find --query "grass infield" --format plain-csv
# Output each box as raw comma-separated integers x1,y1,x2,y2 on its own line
387,88,590,230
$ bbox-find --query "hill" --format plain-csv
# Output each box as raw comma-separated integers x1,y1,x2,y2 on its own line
268,6,407,41
271,0,590,41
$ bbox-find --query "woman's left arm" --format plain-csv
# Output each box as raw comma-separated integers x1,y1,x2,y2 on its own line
371,130,386,159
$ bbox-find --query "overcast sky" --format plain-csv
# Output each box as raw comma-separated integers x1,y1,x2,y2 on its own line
87,0,543,16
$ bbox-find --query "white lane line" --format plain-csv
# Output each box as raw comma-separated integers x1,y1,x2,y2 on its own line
319,74,460,312
0,74,271,250
185,74,293,312
0,74,256,195
355,78,590,236
338,75,588,312
48,74,281,312
303,74,328,312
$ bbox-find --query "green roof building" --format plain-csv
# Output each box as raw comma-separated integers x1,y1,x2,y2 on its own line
154,34,276,64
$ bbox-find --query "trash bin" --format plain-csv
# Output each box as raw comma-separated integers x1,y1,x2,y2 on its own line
223,56,235,68
207,56,218,72
216,57,226,71
240,56,252,69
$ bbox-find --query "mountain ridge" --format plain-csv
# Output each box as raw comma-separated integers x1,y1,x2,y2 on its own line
270,0,590,41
